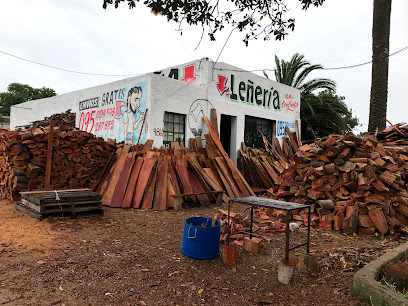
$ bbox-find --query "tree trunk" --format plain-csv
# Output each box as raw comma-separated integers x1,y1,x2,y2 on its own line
368,0,392,132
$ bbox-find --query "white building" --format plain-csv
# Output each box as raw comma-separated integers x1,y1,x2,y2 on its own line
11,58,300,162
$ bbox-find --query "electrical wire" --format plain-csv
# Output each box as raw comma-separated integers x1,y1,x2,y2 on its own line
168,23,197,61
214,45,408,73
0,50,145,77
1,44,407,77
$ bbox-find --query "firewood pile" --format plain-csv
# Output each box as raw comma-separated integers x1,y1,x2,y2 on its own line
215,209,282,249
377,122,408,152
96,116,254,210
16,110,76,130
239,128,408,235
0,113,116,201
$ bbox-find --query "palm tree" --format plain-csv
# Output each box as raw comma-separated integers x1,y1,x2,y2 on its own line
368,0,392,132
268,53,358,141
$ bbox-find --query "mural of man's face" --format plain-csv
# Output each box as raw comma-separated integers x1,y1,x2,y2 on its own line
129,91,141,113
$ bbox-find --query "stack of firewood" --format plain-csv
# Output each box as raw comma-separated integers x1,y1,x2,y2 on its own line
240,128,408,235
96,116,254,210
377,122,408,153
0,113,115,201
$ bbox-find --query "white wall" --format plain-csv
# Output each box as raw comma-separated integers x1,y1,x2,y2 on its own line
150,59,300,162
11,75,149,144
148,74,208,147
10,58,301,163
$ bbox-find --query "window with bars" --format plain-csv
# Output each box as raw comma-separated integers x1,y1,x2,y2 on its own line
163,112,186,147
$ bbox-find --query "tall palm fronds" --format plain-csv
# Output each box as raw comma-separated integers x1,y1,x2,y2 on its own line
270,53,358,141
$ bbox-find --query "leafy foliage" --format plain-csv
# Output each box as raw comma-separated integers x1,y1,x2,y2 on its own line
0,83,56,116
303,90,359,140
102,0,325,45
268,53,358,141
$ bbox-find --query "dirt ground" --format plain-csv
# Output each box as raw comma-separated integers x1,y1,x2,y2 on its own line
0,198,404,306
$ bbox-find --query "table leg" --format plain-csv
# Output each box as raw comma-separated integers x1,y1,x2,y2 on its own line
227,200,231,246
285,210,290,264
307,206,311,254
249,206,254,239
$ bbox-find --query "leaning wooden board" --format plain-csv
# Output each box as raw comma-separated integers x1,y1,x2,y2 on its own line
203,116,255,196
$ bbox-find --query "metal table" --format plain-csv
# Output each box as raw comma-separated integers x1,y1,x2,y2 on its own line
228,196,311,263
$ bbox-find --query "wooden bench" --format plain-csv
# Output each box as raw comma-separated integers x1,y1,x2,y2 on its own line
170,190,225,211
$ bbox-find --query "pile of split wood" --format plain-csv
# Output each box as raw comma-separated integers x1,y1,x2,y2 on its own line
0,112,115,200
215,209,281,248
16,110,76,130
239,126,300,189
96,116,254,210
377,122,408,152
240,128,408,235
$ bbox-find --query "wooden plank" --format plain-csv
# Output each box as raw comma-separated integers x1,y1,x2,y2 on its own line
188,170,211,206
171,142,180,149
167,173,176,209
190,138,197,151
210,161,234,199
204,133,214,146
140,165,158,210
225,158,250,197
152,161,168,211
92,151,116,192
203,116,255,196
214,157,241,198
132,158,157,208
122,157,144,208
141,140,154,153
260,158,281,185
101,146,131,206
45,120,54,188
20,188,90,195
175,158,196,201
185,155,229,203
295,120,302,146
21,198,101,214
273,138,285,160
100,146,129,197
196,136,203,149
171,190,225,197
285,126,299,152
111,153,136,208
210,108,219,136
282,137,290,157
168,162,181,195
203,159,224,189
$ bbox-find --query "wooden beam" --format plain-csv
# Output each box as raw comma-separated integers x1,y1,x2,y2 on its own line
211,108,219,136
171,190,225,197
203,116,255,196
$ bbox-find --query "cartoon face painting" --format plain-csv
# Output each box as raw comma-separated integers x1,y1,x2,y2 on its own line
123,86,145,145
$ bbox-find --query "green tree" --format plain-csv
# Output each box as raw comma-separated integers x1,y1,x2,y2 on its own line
102,0,325,45
368,0,392,132
0,83,56,116
268,53,358,141
307,90,359,139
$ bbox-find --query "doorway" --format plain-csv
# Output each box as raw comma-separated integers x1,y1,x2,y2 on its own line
220,114,233,156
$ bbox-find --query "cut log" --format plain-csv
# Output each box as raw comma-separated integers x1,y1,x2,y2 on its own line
369,208,388,234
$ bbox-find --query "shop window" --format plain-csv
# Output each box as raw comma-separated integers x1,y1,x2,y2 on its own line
163,112,185,148
244,116,275,148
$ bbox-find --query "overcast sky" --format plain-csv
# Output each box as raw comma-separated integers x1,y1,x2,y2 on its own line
1,0,407,133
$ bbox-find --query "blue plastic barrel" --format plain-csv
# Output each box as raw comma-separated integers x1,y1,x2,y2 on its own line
181,217,220,259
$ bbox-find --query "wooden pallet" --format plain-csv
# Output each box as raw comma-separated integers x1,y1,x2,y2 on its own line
17,188,103,220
